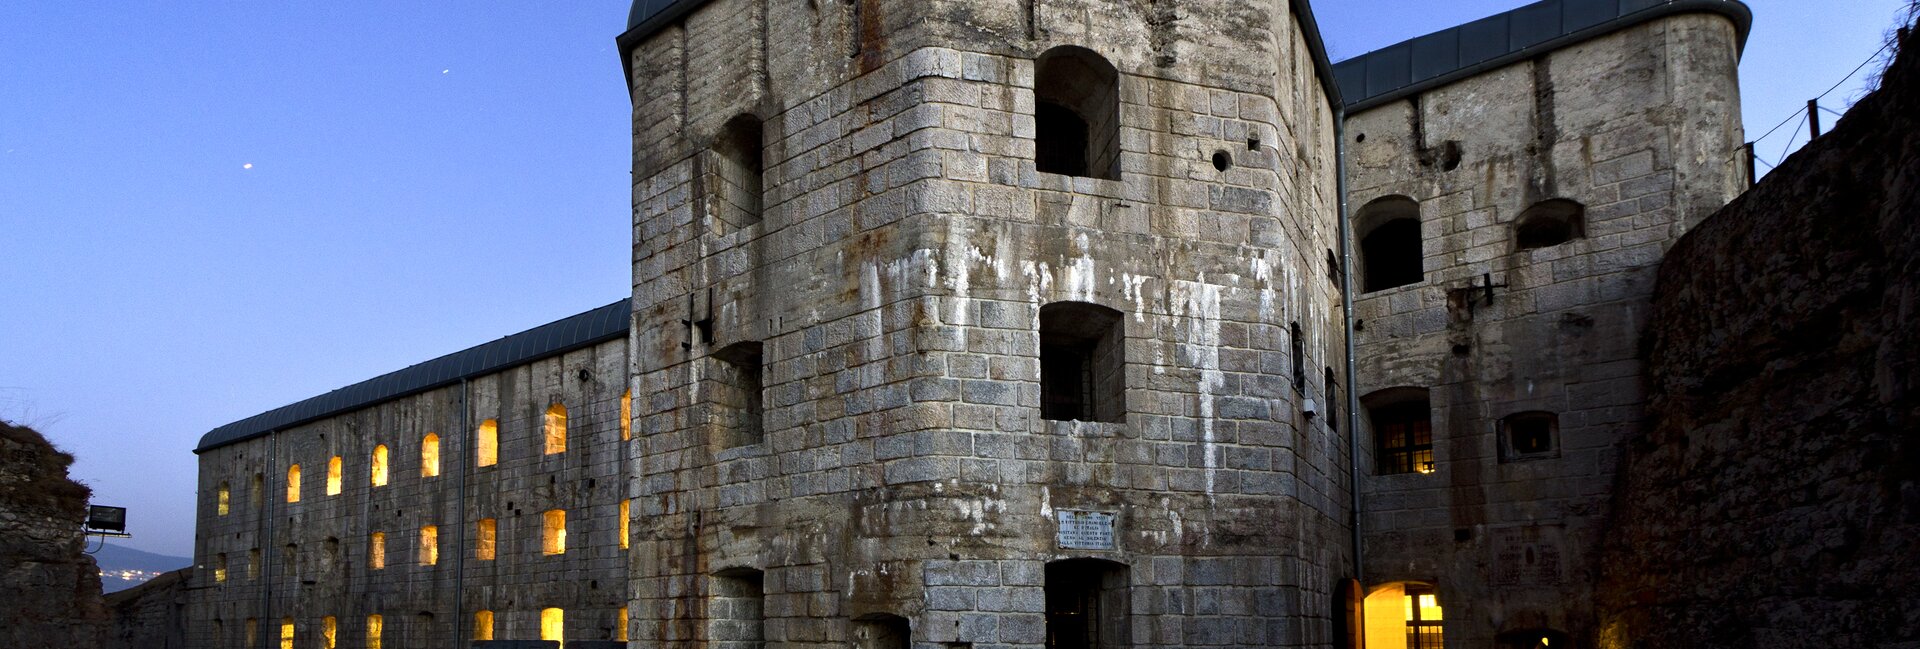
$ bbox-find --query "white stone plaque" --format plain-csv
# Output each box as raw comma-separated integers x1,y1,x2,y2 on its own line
1055,510,1116,550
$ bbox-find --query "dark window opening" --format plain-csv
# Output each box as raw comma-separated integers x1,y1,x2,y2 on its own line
1515,199,1585,250
1325,368,1339,432
710,568,765,648
712,341,765,448
853,614,910,649
1290,323,1306,392
1366,388,1433,475
1045,559,1129,649
1327,249,1343,289
1035,46,1120,180
1498,629,1571,649
1500,411,1558,460
1356,196,1424,292
1040,302,1126,423
706,114,765,234
1404,584,1444,649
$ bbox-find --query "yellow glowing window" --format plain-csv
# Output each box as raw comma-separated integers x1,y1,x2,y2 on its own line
326,456,343,496
419,525,438,566
543,509,567,555
370,445,389,487
476,519,496,560
544,403,568,455
245,619,258,647
249,548,260,579
621,390,632,441
366,614,382,649
420,433,440,478
286,465,302,503
540,608,564,643
217,482,230,516
214,553,228,583
279,618,293,649
617,607,629,641
321,616,337,649
369,532,386,570
477,420,498,467
619,500,630,550
472,610,494,641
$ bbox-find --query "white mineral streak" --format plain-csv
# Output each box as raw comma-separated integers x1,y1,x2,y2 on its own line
1170,278,1224,502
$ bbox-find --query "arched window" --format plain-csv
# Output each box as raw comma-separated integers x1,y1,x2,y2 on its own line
1500,411,1559,460
472,610,494,642
540,608,565,644
217,481,230,516
370,445,388,486
1356,196,1424,293
1040,302,1126,423
1034,46,1121,180
542,509,567,555
325,456,342,496
279,618,294,649
1514,199,1585,249
475,519,496,561
1362,582,1445,649
214,553,228,583
476,420,498,467
285,465,302,503
544,403,568,455
321,615,337,649
1364,387,1433,475
418,525,438,566
365,615,383,649
369,532,386,570
706,114,765,234
1045,558,1130,649
420,433,440,478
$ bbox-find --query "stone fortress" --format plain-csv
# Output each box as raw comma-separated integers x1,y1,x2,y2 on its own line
187,0,1769,647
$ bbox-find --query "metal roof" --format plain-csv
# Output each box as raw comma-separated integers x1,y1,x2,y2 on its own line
614,0,1345,110
194,299,632,453
1333,0,1751,112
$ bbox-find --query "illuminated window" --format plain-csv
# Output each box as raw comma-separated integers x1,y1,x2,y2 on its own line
365,614,382,649
286,465,302,503
370,445,388,487
476,519,496,560
1045,559,1129,649
369,532,386,570
543,509,567,555
1034,46,1121,179
540,608,564,644
476,420,498,467
617,607,629,642
245,618,258,648
1357,196,1424,293
619,500,630,551
419,525,438,566
214,553,228,583
279,618,294,649
472,610,494,641
544,403,568,455
621,390,632,441
420,433,440,478
248,548,260,580
321,616,337,649
251,473,264,508
217,482,230,516
1366,388,1434,475
326,456,342,496
1403,585,1444,649
1039,302,1125,423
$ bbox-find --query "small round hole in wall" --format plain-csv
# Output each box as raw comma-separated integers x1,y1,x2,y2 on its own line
1355,133,1367,142
1211,150,1232,171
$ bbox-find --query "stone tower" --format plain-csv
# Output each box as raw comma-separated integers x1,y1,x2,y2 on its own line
618,0,1351,646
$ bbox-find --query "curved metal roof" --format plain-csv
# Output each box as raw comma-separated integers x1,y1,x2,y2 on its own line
1333,0,1751,112
194,299,631,453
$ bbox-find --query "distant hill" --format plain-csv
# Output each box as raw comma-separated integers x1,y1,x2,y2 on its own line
92,543,189,593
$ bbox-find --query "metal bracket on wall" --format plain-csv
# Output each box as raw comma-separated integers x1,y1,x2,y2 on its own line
1464,272,1507,316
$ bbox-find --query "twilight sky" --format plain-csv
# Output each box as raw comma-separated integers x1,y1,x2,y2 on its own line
1,0,1909,557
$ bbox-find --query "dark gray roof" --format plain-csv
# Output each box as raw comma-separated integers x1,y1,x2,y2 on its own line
194,299,631,453
614,0,1345,110
1333,0,1751,112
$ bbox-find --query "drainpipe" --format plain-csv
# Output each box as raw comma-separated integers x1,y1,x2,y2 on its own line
1335,105,1363,585
454,378,470,649
261,430,276,649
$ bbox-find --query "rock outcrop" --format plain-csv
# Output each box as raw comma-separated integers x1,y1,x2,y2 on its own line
1596,24,1920,648
0,421,109,648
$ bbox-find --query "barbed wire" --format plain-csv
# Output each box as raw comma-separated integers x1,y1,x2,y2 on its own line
1749,37,1899,171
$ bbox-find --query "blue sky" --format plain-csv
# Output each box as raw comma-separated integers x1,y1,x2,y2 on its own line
1,1,1909,556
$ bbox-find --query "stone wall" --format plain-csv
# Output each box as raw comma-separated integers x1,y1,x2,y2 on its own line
626,0,1347,647
1595,25,1920,648
0,421,109,649
189,337,631,647
105,567,188,649
1343,10,1747,644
